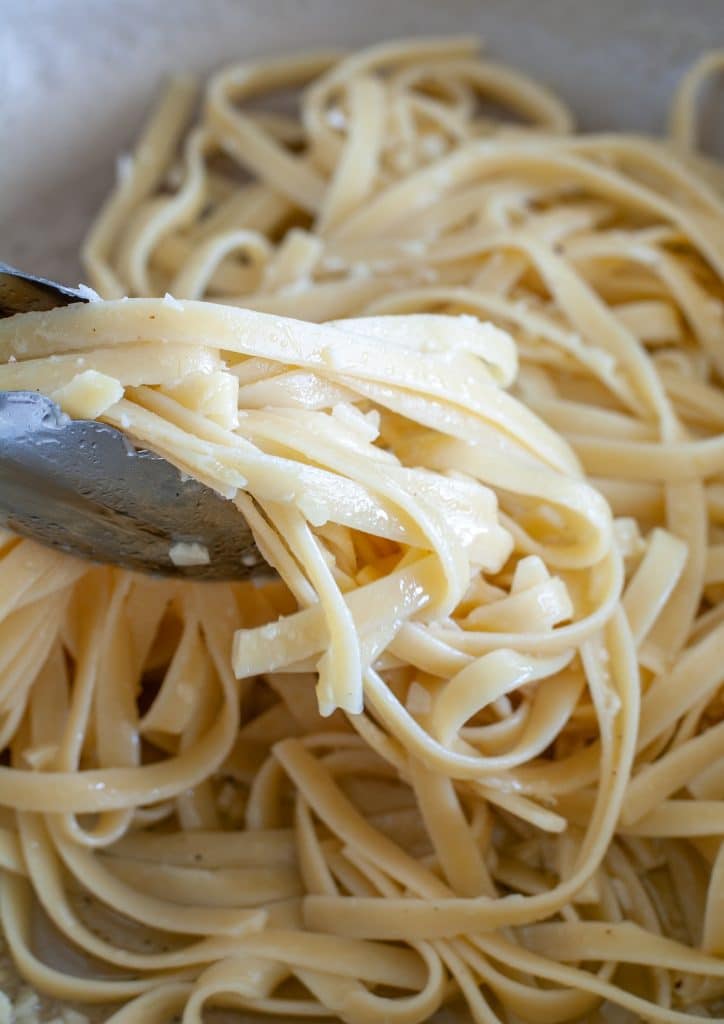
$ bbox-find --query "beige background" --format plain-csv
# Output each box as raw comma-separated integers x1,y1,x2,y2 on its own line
0,0,722,1016
1,0,722,284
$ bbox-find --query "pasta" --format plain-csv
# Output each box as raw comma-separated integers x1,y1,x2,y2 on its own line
1,35,724,1024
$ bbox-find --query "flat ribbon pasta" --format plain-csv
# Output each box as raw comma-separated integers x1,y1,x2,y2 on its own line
0,35,723,1024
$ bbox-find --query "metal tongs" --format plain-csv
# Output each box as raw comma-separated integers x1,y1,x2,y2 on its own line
0,263,265,579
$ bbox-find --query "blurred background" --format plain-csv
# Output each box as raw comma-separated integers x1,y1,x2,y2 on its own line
1,0,722,282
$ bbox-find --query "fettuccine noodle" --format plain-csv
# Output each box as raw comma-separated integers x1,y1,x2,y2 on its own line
1,36,723,1024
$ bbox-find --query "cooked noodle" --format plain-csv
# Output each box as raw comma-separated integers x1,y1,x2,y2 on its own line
1,36,724,1024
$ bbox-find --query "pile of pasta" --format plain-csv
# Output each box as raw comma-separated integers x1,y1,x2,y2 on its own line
1,36,724,1024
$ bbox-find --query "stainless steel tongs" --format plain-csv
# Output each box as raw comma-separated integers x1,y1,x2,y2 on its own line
0,263,265,579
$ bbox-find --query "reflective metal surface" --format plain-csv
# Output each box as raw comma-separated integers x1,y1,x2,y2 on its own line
0,264,264,579
0,389,265,579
